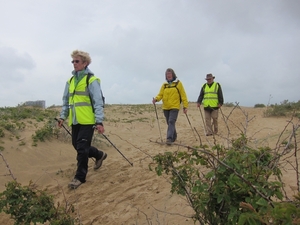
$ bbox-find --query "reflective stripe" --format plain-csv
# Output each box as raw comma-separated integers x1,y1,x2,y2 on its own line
74,102,92,107
205,97,218,99
69,88,89,97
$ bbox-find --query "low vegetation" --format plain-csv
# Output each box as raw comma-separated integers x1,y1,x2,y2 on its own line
150,102,300,224
0,101,299,224
0,181,75,225
254,103,266,108
151,135,300,224
264,100,300,118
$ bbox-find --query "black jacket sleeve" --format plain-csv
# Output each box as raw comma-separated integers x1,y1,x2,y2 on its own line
218,84,224,105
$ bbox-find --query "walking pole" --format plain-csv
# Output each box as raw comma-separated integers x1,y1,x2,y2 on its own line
194,127,202,145
185,114,197,141
101,133,133,167
55,118,133,166
92,125,133,166
198,107,207,135
153,99,163,142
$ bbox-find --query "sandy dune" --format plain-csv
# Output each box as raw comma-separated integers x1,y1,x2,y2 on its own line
0,104,298,224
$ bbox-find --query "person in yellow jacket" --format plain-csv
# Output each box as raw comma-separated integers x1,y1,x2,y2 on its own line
57,50,107,189
197,73,224,136
152,68,188,144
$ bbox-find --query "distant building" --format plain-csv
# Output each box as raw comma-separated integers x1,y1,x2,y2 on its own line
24,100,46,109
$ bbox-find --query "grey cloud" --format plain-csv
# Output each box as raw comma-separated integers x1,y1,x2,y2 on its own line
0,47,35,82
0,0,299,107
0,47,35,70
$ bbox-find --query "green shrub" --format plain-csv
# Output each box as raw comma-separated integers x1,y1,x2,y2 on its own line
0,181,75,225
1,122,15,132
150,134,300,224
254,103,265,108
0,106,57,121
264,100,300,117
0,128,4,138
32,120,55,144
264,105,287,117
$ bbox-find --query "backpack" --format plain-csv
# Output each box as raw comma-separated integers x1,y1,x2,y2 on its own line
164,80,182,103
70,73,105,109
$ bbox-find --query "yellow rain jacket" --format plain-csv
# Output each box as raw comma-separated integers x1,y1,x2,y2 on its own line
155,80,188,110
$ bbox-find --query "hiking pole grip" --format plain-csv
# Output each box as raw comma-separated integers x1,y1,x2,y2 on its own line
54,118,72,136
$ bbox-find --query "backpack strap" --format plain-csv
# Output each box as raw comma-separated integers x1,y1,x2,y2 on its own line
86,73,105,109
175,81,182,103
164,80,182,103
86,73,98,111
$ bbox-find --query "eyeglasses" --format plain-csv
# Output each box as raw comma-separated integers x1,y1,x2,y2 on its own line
71,60,80,64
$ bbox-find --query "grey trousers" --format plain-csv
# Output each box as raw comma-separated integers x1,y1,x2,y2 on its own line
163,109,179,141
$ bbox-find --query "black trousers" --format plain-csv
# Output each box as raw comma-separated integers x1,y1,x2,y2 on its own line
71,124,103,183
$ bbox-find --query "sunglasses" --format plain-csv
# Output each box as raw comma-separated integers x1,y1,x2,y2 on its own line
71,60,80,64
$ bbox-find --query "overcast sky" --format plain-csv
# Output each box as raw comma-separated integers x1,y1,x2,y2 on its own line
0,0,299,108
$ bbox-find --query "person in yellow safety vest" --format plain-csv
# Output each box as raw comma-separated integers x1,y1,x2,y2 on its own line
57,50,107,189
197,73,224,136
152,68,189,145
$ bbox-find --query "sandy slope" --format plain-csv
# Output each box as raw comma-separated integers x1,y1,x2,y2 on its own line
0,104,299,224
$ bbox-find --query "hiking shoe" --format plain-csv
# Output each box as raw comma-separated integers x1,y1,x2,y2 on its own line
68,178,82,189
94,152,107,170
166,139,172,145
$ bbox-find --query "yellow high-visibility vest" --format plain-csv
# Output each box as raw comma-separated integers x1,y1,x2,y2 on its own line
203,82,219,107
68,75,98,125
